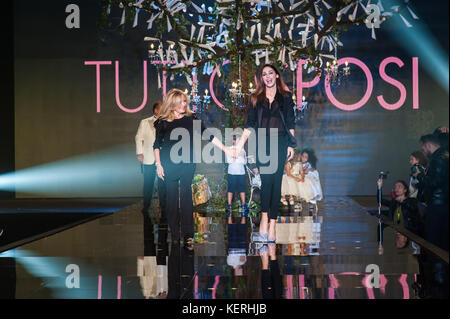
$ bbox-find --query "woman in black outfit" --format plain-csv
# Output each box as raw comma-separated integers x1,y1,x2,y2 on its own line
154,88,233,246
234,64,296,242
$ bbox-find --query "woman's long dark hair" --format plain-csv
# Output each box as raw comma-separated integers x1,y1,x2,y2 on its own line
250,64,289,108
410,150,428,167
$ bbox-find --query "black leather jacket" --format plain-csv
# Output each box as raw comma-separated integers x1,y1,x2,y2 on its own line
417,147,449,206
245,91,296,131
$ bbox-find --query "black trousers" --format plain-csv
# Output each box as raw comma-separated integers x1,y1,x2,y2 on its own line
425,203,449,252
164,163,196,241
143,164,166,214
261,260,283,299
167,242,194,299
258,134,288,220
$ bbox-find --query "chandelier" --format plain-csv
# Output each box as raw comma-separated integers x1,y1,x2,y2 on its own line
324,59,350,86
293,95,308,121
185,79,211,114
229,80,246,108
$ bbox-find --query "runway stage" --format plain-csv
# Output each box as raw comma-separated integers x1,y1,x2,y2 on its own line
1,195,434,299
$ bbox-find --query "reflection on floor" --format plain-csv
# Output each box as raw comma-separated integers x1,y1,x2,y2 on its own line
0,196,437,299
0,198,137,252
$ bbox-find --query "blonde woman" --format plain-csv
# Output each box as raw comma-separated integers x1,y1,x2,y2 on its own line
153,89,233,247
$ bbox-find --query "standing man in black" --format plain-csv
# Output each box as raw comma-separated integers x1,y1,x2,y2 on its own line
414,134,448,298
136,101,166,218
415,134,449,251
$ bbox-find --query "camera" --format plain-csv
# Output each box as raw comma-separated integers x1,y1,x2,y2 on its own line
410,163,424,176
378,171,389,179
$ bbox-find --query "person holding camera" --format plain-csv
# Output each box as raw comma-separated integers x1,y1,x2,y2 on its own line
377,178,421,237
409,151,428,199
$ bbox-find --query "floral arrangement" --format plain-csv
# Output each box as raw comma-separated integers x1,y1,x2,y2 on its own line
191,174,212,206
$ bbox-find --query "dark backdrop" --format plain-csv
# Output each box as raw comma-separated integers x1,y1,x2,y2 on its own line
10,0,449,198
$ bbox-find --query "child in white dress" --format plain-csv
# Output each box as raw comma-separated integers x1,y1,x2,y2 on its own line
281,152,302,206
297,149,323,209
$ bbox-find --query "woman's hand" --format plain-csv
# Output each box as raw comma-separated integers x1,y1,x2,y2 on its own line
156,163,165,180
287,147,294,161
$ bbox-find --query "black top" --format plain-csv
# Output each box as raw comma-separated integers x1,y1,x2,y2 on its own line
417,147,449,206
377,188,422,235
154,114,213,166
245,91,295,135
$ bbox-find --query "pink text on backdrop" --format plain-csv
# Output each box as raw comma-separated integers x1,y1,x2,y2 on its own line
84,57,419,113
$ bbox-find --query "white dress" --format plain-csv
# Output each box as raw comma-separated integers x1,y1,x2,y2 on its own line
281,162,302,196
297,163,323,204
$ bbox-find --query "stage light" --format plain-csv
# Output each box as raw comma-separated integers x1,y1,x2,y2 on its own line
0,249,99,298
384,0,449,92
0,143,142,197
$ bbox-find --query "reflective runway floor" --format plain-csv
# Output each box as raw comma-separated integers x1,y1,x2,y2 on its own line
0,196,438,299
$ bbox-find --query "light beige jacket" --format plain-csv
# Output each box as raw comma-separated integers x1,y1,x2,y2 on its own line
135,116,157,165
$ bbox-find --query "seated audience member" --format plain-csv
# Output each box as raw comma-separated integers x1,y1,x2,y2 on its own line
377,178,422,236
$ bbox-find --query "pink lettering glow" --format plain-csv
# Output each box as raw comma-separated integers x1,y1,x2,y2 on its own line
115,60,148,113
328,288,335,299
87,56,419,113
212,275,220,299
325,57,373,111
413,57,419,109
209,60,230,111
286,274,293,299
297,59,321,107
117,276,122,299
195,274,199,299
97,275,102,299
192,73,197,112
362,274,376,299
328,274,339,299
377,57,407,110
84,61,112,113
380,274,387,295
398,274,409,299
298,274,305,299
329,274,339,288
163,70,167,98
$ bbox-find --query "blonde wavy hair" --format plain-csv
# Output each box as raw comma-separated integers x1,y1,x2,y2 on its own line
157,88,193,122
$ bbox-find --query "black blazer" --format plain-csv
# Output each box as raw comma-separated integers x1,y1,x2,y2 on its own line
245,91,296,131
417,147,449,206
